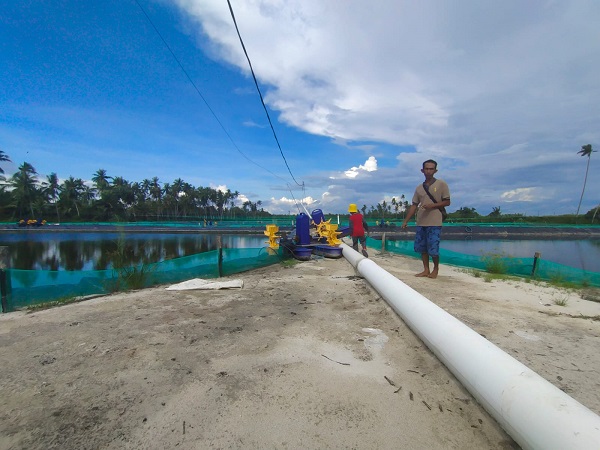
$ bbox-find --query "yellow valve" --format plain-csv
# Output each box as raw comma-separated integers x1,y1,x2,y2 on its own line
264,224,280,249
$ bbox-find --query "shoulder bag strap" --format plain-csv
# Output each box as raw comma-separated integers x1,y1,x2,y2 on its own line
422,182,439,204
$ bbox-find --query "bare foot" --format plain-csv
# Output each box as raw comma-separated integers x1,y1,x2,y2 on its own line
428,270,439,279
415,271,430,277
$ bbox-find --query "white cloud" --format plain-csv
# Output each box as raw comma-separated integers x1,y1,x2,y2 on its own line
501,188,537,203
173,1,600,214
344,156,378,178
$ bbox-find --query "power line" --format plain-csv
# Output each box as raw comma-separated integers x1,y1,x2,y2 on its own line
226,0,303,188
134,0,289,185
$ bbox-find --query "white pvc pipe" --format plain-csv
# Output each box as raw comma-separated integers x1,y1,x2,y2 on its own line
341,242,600,450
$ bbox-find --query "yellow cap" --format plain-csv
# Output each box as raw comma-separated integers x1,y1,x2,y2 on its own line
348,203,358,213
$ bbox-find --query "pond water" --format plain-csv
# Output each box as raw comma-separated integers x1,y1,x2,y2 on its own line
0,232,599,273
440,239,600,273
0,232,267,271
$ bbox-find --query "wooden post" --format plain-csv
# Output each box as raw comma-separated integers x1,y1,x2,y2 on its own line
531,252,541,277
0,247,10,313
217,235,223,278
381,232,386,253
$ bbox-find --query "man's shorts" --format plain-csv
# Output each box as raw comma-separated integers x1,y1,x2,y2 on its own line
414,226,442,256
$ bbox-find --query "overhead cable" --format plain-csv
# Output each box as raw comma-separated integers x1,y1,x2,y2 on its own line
134,0,288,184
226,0,303,188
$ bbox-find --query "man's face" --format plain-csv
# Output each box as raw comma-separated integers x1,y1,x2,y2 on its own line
421,163,437,179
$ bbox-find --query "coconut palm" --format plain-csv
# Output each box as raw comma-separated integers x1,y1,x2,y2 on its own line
576,144,595,217
91,169,112,197
9,162,40,218
42,172,61,221
58,176,87,217
0,149,11,180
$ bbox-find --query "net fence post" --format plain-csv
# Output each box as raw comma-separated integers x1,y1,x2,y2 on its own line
0,247,10,313
217,235,223,277
531,252,541,278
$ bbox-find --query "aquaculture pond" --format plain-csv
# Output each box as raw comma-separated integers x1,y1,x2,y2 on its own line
0,231,599,273
0,232,268,271
440,239,600,273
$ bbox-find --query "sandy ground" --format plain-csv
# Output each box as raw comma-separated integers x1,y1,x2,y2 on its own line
1,244,599,450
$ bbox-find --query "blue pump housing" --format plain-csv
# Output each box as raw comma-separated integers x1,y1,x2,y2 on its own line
311,209,325,225
296,213,311,245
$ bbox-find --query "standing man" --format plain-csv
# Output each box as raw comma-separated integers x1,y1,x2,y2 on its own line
402,159,451,278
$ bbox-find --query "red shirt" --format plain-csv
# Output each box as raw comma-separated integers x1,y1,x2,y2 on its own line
349,213,366,237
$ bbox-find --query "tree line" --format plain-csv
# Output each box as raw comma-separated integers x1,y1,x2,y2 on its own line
1,144,596,224
0,151,270,222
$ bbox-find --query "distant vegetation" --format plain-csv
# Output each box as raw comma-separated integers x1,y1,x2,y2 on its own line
0,149,597,224
0,153,271,222
359,203,599,225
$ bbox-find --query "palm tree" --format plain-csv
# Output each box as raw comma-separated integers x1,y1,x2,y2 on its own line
42,172,61,221
58,176,87,217
576,144,595,217
91,169,112,197
0,149,11,181
9,162,39,218
489,206,502,218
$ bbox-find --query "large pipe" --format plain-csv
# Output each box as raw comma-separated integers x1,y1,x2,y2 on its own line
341,242,600,449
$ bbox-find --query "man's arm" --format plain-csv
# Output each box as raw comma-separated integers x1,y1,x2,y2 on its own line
402,204,418,228
422,197,450,211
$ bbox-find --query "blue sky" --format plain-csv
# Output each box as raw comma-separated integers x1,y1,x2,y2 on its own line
1,0,599,216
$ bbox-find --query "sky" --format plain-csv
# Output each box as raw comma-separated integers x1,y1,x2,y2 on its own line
1,0,599,216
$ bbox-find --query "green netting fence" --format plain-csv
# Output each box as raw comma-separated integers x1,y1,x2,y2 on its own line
2,234,598,313
375,237,600,287
1,247,281,312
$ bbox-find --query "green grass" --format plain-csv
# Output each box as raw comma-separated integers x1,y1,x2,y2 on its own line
25,295,86,312
553,295,569,307
106,232,155,292
280,258,300,268
481,251,510,274
464,266,600,305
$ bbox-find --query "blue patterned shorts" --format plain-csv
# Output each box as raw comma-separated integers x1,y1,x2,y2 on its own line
414,226,442,256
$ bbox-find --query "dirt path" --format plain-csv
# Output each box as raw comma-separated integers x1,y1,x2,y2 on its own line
1,248,599,449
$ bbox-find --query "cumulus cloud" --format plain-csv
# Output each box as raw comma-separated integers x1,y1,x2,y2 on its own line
173,0,600,214
501,188,537,202
266,195,318,215
344,156,378,179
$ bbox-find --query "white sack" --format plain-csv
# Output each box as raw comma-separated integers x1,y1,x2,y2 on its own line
166,278,244,291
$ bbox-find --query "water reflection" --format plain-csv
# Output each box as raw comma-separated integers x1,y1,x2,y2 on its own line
1,233,267,271
441,239,600,273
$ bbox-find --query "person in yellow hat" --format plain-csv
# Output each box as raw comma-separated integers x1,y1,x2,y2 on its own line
348,203,369,257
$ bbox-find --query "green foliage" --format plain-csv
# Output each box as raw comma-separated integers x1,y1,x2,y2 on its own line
481,251,509,274
25,295,82,311
0,159,271,222
448,206,480,219
280,258,300,268
106,234,155,292
553,295,569,307
487,206,502,218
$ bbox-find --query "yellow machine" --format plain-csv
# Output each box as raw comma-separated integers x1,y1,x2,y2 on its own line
264,224,280,249
314,219,342,246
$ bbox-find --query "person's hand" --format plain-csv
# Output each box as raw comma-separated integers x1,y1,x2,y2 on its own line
401,222,407,229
